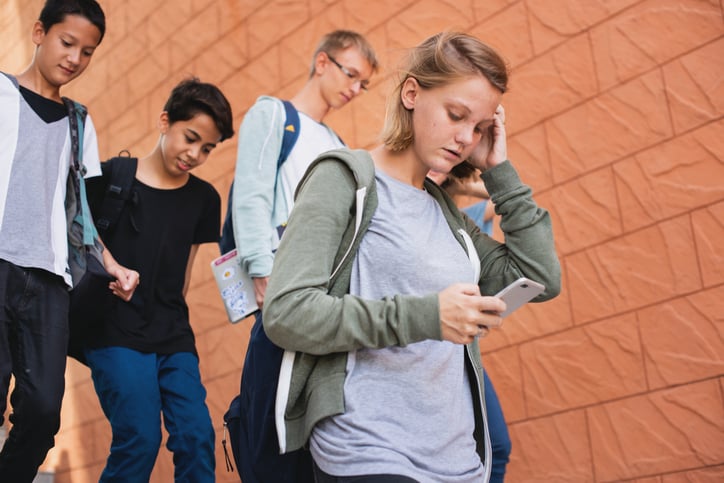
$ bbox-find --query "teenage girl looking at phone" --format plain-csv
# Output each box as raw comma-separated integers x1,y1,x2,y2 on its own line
263,31,561,482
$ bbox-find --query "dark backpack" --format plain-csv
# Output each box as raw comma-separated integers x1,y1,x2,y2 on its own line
218,100,300,254
222,313,314,481
67,155,138,364
94,155,139,239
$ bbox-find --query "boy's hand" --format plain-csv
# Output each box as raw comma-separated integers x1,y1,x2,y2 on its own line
106,263,140,301
99,242,139,301
253,276,269,309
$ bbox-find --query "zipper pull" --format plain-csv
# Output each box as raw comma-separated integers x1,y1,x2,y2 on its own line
222,421,235,472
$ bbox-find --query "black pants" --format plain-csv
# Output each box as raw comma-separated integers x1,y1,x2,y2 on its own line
0,260,69,483
313,461,419,483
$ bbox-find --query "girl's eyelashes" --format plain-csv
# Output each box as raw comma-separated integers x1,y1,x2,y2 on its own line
448,111,463,122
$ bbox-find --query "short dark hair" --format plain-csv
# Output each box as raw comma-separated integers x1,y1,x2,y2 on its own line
440,161,477,190
163,78,235,142
39,0,106,44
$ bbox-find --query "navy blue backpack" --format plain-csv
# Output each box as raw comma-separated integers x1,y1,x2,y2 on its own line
221,100,315,482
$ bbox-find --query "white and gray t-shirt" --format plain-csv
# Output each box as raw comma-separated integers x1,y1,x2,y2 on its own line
311,169,485,482
0,73,100,287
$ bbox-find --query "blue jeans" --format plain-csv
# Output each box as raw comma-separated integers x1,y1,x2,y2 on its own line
484,369,512,483
85,347,215,483
0,261,69,483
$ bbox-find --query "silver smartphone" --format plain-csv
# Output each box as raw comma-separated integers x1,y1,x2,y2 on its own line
495,277,545,317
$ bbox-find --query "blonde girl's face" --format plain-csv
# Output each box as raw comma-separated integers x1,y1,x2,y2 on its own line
402,74,502,174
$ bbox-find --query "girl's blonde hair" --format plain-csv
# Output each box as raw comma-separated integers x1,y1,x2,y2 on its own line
381,32,509,151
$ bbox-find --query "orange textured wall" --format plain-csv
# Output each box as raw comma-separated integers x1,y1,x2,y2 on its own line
1,0,722,481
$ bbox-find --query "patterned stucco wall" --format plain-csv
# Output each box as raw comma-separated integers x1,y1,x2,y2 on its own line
1,0,722,481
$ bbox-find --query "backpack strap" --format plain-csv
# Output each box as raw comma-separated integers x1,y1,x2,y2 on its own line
277,100,300,168
62,98,87,172
219,99,301,254
62,97,97,246
95,156,138,238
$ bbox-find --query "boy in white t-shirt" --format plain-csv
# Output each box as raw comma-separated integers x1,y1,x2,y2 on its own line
0,2,138,481
230,31,378,308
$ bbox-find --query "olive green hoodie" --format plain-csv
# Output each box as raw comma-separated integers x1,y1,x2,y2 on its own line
263,148,561,472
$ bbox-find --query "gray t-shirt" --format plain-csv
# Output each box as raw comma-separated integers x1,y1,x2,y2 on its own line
310,169,485,482
0,73,101,286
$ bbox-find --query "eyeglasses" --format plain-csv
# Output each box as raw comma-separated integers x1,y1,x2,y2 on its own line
327,54,370,91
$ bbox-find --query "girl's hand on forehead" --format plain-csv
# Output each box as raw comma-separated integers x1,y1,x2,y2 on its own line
468,104,507,171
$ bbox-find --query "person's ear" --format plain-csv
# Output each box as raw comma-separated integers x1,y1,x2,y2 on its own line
313,51,329,77
400,77,419,110
158,112,170,134
31,21,46,46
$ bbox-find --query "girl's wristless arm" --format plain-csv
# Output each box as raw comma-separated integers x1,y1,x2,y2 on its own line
473,161,561,301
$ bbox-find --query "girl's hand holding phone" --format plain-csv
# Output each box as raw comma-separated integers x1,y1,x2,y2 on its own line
438,283,505,344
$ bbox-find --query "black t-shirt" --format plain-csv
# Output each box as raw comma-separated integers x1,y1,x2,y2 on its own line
86,158,221,354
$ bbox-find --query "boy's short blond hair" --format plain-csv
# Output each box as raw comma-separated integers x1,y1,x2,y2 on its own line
309,30,379,77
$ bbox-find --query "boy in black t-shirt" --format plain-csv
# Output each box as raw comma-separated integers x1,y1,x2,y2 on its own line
0,2,139,481
84,78,234,482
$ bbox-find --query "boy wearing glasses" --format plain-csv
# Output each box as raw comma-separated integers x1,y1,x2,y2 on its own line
226,30,377,482
230,29,377,310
